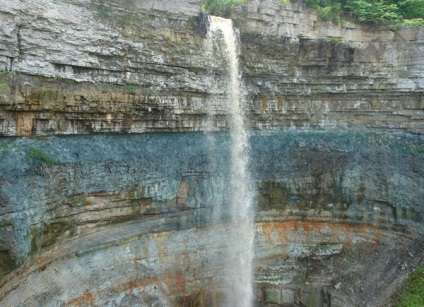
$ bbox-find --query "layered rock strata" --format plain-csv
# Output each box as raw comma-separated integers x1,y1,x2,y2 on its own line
0,0,423,136
0,132,423,306
0,0,423,306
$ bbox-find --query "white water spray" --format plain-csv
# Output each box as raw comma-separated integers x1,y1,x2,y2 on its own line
206,16,255,307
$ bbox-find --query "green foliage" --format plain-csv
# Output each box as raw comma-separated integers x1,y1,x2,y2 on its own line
99,82,118,91
201,0,288,16
397,267,424,307
98,83,138,92
90,0,150,26
305,0,345,23
305,0,424,27
399,18,424,26
188,16,198,28
26,147,55,166
28,90,58,101
0,70,23,91
0,71,12,91
201,0,249,16
345,0,401,23
329,36,343,44
397,0,424,19
0,82,8,90
123,85,137,92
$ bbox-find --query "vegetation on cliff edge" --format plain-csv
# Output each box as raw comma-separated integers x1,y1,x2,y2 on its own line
202,0,424,27
201,0,289,15
201,0,249,16
306,0,424,27
397,266,424,307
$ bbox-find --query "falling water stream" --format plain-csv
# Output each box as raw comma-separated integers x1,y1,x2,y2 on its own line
205,16,255,307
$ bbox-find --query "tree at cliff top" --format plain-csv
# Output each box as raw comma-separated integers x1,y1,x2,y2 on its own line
202,0,424,26
202,0,249,16
305,0,424,27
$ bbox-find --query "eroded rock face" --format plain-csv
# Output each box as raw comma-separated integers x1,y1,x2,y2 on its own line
0,0,423,306
0,132,423,306
0,0,423,136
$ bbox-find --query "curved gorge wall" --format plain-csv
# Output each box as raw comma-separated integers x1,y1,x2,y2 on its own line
0,132,423,306
0,0,423,306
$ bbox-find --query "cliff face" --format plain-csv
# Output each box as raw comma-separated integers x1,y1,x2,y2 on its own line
0,0,423,306
0,132,423,306
0,0,423,136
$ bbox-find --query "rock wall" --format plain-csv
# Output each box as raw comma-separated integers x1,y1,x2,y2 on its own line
0,132,423,306
235,0,424,133
0,0,423,306
0,0,423,136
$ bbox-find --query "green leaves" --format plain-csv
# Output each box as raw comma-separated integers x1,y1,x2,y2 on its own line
345,0,401,23
397,267,424,307
201,0,249,16
400,18,424,26
305,0,347,24
316,2,343,23
397,0,424,19
26,147,55,166
201,0,424,26
305,0,424,27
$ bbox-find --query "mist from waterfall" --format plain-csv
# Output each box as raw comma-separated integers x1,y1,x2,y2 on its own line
205,15,255,307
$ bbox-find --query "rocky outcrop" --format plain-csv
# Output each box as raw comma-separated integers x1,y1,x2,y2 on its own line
0,0,423,306
0,0,423,136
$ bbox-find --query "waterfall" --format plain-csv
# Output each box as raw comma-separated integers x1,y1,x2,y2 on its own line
205,16,255,307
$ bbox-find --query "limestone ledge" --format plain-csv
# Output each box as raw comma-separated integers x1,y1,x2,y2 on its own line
0,0,423,136
0,75,423,136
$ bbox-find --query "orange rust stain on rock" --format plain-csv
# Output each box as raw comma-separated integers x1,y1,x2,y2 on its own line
175,271,187,306
176,270,186,295
152,232,169,259
257,220,382,246
66,289,95,306
114,276,172,301
257,221,295,245
116,277,158,293
274,222,291,245
257,222,274,243
151,271,192,303
16,113,36,136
